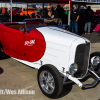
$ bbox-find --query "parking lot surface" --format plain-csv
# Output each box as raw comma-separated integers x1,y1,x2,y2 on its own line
0,32,100,100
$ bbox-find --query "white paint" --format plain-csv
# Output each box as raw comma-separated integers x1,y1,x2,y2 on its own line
37,26,80,46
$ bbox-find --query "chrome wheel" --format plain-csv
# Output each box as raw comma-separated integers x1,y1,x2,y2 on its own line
39,70,55,94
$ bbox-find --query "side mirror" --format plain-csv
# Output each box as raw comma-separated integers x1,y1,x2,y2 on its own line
19,27,24,32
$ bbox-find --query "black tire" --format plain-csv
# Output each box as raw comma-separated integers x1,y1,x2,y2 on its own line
90,52,100,73
37,64,63,98
90,52,100,58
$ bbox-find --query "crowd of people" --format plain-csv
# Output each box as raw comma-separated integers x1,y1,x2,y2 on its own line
40,3,68,25
70,6,94,35
42,3,94,35
0,3,95,35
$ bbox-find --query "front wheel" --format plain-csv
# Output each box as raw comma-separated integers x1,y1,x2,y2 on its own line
90,52,100,73
37,64,63,98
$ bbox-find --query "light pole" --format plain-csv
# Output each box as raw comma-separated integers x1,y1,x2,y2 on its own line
68,0,71,26
10,0,12,22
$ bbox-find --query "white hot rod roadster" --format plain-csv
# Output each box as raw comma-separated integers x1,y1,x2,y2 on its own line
0,18,100,98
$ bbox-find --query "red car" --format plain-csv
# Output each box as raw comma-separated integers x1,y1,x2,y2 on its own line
9,7,22,16
94,10,100,16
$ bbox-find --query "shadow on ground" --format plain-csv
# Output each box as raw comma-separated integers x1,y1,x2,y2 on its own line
56,83,73,98
0,67,4,74
0,52,10,60
56,72,100,98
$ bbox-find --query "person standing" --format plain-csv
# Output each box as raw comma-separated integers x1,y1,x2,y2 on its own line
2,7,6,15
44,3,59,18
70,6,79,35
84,6,93,34
56,5,64,20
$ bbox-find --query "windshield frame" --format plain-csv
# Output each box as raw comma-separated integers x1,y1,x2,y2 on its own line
23,18,63,33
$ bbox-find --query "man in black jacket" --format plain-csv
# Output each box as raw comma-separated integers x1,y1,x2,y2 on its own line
44,3,59,25
44,3,59,18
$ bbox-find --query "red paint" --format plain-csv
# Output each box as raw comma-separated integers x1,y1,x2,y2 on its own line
9,7,22,16
35,30,46,61
59,4,65,7
0,23,46,62
24,29,45,62
94,10,100,16
0,24,25,59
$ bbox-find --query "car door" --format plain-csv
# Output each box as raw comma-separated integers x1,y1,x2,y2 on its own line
24,29,46,62
3,26,26,60
24,29,37,62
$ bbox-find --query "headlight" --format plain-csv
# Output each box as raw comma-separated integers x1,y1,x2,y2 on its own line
69,63,78,74
93,56,100,66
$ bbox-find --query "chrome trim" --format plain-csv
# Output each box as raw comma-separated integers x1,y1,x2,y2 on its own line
69,63,78,75
63,69,100,88
82,69,100,88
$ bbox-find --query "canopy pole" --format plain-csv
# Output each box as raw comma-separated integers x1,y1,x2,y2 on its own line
68,0,71,26
27,2,28,17
10,0,12,22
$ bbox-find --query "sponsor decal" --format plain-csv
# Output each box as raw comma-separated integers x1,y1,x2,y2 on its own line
24,40,35,46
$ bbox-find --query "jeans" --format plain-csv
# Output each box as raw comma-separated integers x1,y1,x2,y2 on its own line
70,21,78,35
84,22,91,33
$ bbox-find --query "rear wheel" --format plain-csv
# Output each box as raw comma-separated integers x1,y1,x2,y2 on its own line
37,64,63,98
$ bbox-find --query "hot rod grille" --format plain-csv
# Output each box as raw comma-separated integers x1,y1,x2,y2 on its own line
74,43,90,78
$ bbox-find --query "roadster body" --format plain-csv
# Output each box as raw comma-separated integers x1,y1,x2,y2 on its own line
0,18,100,98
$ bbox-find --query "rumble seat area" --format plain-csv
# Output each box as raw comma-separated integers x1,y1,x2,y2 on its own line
6,24,26,30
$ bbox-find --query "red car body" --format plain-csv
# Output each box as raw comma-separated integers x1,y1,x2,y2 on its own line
9,7,22,16
0,22,46,62
94,10,100,16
